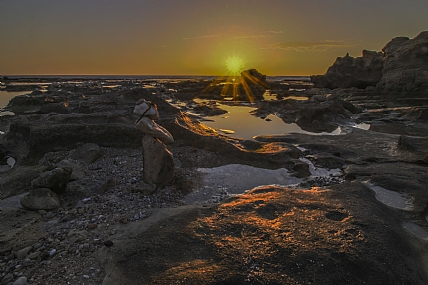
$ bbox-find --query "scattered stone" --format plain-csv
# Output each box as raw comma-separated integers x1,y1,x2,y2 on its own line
104,240,114,247
20,188,60,211
12,277,27,285
15,246,33,260
27,251,41,259
1,274,13,285
49,249,56,257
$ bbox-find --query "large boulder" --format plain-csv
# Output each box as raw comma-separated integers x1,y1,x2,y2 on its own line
20,188,60,211
142,135,175,188
377,31,428,92
31,167,73,194
311,50,384,89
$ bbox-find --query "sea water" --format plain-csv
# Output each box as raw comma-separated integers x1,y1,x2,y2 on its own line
199,103,341,140
0,91,29,116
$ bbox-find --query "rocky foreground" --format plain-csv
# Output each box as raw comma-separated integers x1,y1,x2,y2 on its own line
1,33,428,285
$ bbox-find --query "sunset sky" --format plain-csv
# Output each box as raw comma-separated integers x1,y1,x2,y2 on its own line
1,0,427,76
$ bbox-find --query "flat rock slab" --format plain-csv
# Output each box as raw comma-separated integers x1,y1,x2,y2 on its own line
98,183,428,285
258,128,425,164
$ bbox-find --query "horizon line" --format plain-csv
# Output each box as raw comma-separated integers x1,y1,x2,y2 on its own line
1,74,312,78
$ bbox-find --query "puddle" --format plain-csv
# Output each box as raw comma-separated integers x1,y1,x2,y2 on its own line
182,164,301,204
363,182,413,210
263,90,308,101
403,222,428,240
197,103,340,140
353,123,371,130
299,157,342,177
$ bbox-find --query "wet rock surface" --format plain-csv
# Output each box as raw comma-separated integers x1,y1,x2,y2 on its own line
0,74,427,284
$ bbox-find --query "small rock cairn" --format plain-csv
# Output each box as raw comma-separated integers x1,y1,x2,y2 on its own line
133,99,175,189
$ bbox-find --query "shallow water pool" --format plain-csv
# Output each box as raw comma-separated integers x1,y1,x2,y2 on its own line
0,91,28,115
182,164,301,204
200,103,340,139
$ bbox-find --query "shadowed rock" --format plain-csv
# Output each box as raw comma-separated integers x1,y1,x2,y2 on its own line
311,31,428,92
142,135,174,188
311,50,383,89
136,117,174,144
71,143,104,164
31,167,72,194
377,31,428,92
20,188,60,211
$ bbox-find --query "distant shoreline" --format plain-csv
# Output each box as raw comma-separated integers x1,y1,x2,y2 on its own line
1,75,311,82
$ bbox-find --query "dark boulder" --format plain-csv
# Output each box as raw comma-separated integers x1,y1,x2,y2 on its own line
31,167,73,194
311,50,383,89
71,143,104,164
311,31,428,92
20,188,60,211
142,135,175,188
377,31,428,92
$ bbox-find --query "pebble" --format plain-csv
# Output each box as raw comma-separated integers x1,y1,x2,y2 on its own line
49,249,56,257
12,277,27,285
15,246,33,260
2,274,13,284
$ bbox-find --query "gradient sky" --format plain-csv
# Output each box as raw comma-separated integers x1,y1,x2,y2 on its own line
1,0,427,76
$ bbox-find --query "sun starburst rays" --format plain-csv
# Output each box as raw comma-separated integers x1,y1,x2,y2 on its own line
225,56,244,76
202,55,266,103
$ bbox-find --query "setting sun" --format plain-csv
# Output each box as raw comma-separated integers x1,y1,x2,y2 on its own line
225,56,244,75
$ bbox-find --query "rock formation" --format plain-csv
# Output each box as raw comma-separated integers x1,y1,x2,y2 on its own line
311,50,384,89
311,30,428,92
133,99,175,188
142,135,175,188
377,31,428,92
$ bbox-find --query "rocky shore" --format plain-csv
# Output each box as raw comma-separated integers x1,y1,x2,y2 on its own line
1,32,428,285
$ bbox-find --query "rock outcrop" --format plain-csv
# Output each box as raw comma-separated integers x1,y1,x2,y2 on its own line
311,50,384,89
133,99,175,188
311,31,428,92
377,31,428,92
